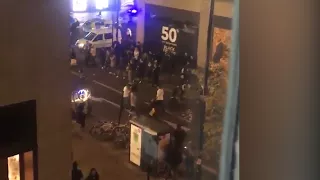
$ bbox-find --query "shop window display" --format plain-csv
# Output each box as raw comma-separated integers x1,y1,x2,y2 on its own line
8,154,20,180
7,151,35,180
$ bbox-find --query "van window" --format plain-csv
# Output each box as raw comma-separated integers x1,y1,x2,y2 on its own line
104,33,113,40
93,34,103,41
84,32,97,41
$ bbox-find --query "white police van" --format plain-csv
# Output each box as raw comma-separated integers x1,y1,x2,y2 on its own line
75,27,122,50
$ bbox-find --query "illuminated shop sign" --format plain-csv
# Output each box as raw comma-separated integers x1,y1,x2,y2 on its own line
72,0,134,12
73,0,88,11
95,0,109,10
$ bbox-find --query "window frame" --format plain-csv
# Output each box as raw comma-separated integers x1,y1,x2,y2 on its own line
93,34,103,42
104,33,113,40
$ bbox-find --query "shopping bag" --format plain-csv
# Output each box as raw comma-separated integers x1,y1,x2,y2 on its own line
70,58,77,66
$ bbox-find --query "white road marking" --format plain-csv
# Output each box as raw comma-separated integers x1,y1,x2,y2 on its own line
71,71,79,76
144,102,188,123
90,96,121,108
92,80,122,94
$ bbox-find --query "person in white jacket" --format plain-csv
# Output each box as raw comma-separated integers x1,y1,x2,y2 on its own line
123,84,131,109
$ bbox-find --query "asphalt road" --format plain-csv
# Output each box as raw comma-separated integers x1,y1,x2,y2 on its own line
71,68,191,127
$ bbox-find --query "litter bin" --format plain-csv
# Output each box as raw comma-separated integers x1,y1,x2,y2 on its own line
128,115,174,173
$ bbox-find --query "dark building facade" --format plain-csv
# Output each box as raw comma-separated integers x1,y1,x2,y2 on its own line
143,4,200,61
136,0,233,67
0,0,71,179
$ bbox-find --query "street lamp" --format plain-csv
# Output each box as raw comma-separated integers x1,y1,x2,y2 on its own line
203,0,216,95
116,0,120,42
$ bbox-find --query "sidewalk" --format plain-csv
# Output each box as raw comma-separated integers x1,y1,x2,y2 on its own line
72,121,151,180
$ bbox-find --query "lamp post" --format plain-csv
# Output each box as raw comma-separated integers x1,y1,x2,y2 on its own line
203,0,215,95
116,0,120,42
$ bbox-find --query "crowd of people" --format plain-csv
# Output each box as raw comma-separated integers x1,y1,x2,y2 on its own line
71,39,199,116
72,39,195,87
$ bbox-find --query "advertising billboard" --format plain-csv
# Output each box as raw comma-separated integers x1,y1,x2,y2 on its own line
144,4,200,59
130,124,142,166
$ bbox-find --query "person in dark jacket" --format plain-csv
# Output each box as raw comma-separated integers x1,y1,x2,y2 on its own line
85,168,99,180
72,161,83,180
84,41,91,67
136,58,145,83
213,39,224,63
152,61,160,87
76,102,86,130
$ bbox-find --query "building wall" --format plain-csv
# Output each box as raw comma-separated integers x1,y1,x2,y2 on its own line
136,0,233,67
0,0,71,180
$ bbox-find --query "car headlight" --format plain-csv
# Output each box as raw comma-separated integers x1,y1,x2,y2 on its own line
78,43,84,48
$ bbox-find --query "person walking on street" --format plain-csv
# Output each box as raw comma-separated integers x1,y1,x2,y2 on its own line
130,87,137,115
146,60,153,83
90,44,97,66
85,168,99,180
71,161,83,180
180,64,191,85
109,53,116,75
134,47,140,60
136,41,142,52
155,85,165,112
76,102,86,131
182,52,189,68
126,63,133,84
136,58,145,83
103,48,111,70
152,61,160,87
123,84,131,109
84,41,91,67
